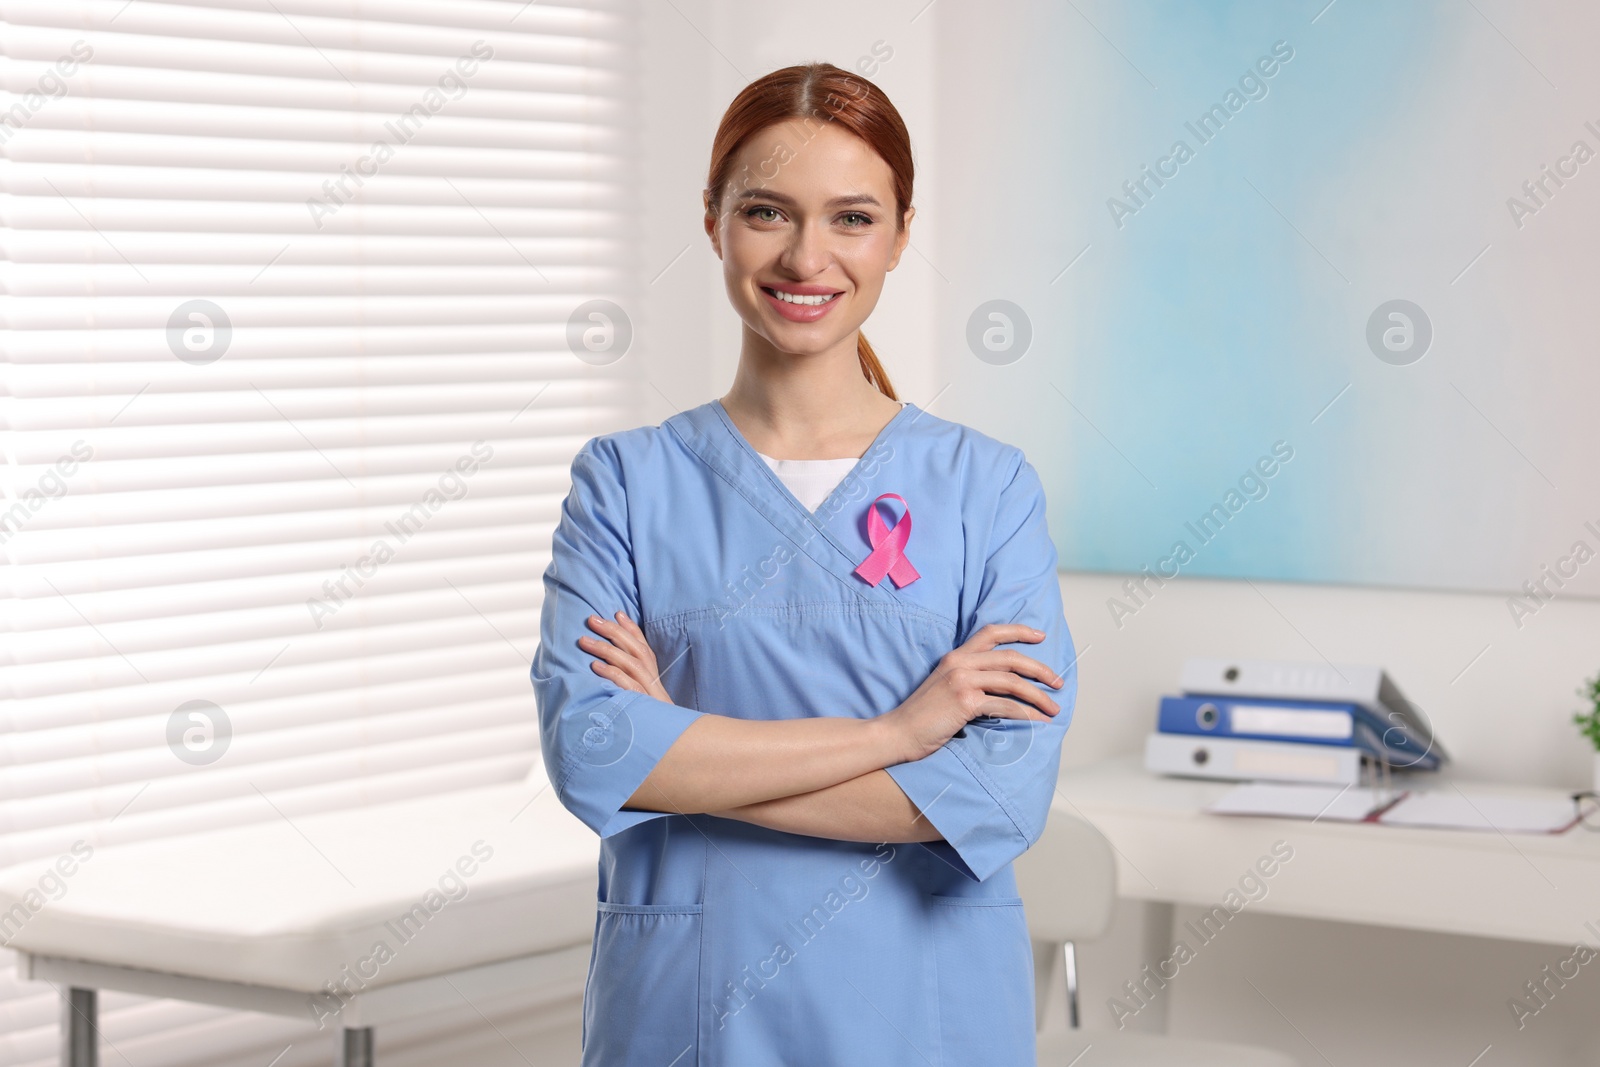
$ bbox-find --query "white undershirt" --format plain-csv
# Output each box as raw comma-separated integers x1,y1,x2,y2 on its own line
756,401,909,512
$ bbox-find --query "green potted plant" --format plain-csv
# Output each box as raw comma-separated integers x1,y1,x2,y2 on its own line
1575,673,1600,790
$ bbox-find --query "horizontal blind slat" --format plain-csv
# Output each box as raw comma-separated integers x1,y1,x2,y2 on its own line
0,749,541,868
1,716,540,827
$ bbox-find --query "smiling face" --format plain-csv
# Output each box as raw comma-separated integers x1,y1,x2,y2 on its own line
705,120,914,360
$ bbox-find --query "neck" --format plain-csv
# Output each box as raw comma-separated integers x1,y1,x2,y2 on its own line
721,326,900,460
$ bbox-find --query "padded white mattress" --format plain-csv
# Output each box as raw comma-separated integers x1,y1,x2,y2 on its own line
0,780,600,993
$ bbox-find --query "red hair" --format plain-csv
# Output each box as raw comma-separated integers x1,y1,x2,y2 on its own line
705,62,913,401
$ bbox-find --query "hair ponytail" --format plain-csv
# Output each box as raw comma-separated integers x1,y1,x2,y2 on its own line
856,332,897,401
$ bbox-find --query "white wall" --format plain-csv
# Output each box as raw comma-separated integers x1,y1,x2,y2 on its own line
640,2,1600,1063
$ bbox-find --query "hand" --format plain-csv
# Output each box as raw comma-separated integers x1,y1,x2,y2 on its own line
879,622,1064,763
577,610,673,703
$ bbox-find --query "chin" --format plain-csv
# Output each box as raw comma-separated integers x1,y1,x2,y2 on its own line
742,310,849,351
768,334,847,359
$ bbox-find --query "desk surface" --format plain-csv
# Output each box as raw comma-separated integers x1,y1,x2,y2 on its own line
1055,756,1600,948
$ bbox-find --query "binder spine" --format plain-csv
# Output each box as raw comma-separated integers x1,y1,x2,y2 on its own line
1178,658,1379,704
1156,696,1355,746
1155,695,1441,769
1143,733,1363,785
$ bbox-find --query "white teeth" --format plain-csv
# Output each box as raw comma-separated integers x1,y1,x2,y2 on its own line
767,288,838,306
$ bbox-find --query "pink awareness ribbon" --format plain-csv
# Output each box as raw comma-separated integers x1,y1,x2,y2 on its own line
853,493,921,588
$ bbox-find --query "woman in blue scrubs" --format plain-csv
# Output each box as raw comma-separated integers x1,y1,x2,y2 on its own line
531,61,1078,1066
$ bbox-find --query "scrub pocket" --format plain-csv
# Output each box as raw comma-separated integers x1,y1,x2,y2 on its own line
582,902,704,1067
929,896,1035,1065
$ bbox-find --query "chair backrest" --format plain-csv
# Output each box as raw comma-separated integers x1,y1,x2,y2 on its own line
1012,809,1117,944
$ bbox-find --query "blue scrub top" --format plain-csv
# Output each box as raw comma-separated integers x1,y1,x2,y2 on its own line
531,398,1078,1066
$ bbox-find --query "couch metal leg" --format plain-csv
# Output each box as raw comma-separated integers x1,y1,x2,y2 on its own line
1063,940,1080,1029
338,1026,374,1067
61,987,98,1067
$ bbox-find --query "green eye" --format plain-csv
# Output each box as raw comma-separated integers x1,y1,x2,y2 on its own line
746,207,780,222
841,212,872,227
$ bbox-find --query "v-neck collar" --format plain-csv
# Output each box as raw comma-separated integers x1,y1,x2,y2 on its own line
666,397,921,606
710,397,916,523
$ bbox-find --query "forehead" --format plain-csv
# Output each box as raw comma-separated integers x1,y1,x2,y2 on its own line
725,120,894,206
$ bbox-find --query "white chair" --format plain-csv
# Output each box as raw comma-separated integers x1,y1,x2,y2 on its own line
1013,811,1300,1066
0,773,599,1067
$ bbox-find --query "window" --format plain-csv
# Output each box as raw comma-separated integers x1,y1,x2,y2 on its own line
1,0,636,1058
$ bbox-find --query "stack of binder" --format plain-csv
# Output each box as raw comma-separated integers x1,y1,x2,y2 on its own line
1144,658,1446,785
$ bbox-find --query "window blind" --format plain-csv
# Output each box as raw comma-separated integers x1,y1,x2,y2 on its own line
1,0,637,1061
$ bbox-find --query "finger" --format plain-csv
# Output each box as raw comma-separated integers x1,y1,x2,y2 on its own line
614,612,661,667
578,634,651,682
971,694,1055,723
613,614,659,667
616,610,648,640
967,648,1065,688
587,613,653,662
590,660,646,695
959,622,1046,654
968,669,1060,716
600,610,648,646
593,649,655,695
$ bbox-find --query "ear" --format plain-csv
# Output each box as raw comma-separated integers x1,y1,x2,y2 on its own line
703,189,723,260
885,204,915,271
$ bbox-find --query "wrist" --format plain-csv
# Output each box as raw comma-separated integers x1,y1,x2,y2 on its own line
865,711,913,769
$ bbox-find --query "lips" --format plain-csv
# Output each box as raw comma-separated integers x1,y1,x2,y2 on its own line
759,284,844,323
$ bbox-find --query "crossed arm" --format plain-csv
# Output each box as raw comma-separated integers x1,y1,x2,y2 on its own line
578,610,1062,844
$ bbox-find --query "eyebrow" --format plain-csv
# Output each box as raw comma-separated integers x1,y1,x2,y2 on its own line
732,189,883,209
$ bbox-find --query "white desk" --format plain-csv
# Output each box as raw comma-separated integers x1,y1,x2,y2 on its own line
1054,755,1600,948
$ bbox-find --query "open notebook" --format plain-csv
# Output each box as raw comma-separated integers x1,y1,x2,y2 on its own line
1207,781,1582,834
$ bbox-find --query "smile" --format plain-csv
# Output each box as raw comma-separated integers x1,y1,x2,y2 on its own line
761,287,839,306
759,286,844,323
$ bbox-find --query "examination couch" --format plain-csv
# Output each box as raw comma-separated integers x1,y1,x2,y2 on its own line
0,769,599,1066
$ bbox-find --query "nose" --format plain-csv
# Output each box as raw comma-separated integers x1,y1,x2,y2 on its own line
778,217,831,278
